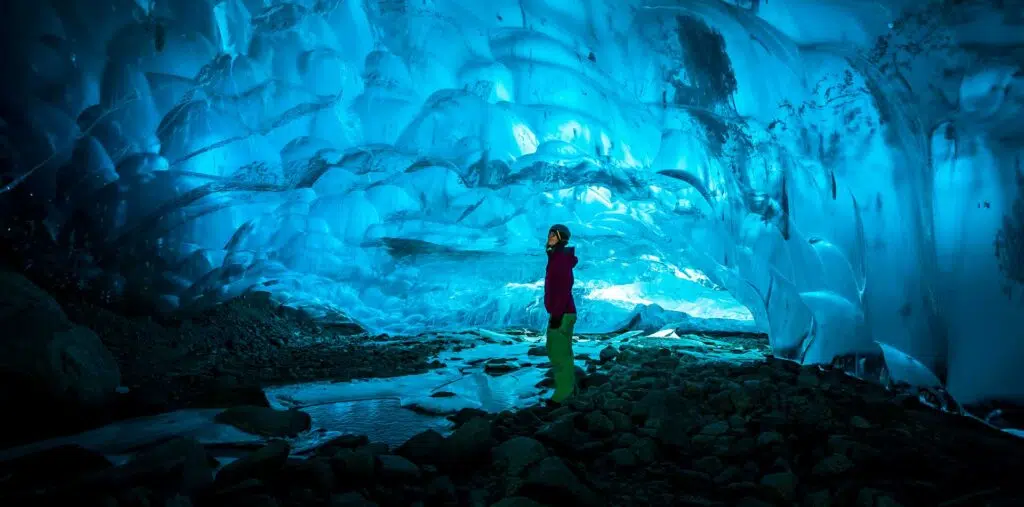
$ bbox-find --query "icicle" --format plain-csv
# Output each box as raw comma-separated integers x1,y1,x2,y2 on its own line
213,0,253,57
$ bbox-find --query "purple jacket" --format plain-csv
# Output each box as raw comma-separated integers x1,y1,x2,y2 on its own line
545,246,578,316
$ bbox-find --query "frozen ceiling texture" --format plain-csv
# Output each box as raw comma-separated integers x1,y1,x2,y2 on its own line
1,0,1022,404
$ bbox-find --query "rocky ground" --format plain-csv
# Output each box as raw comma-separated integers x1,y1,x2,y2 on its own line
62,292,445,406
0,269,444,448
2,343,1020,507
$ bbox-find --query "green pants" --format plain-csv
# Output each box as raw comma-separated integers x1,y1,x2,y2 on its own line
546,313,577,403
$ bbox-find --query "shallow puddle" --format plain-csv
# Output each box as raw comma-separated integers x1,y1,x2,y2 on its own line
303,398,454,448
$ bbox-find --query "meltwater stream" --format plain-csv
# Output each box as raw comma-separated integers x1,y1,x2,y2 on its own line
0,329,773,462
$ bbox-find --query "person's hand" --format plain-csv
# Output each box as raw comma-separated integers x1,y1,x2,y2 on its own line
549,314,563,329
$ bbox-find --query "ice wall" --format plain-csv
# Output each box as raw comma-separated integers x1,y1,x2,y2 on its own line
0,0,1022,403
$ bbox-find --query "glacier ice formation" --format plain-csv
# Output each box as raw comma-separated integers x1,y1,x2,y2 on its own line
0,0,1022,406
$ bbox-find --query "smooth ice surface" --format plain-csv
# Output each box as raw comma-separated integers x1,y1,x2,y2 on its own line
265,329,770,423
0,409,258,461
265,333,616,413
2,1,1024,404
0,401,439,462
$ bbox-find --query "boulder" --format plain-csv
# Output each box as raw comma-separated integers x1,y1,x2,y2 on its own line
214,406,312,437
493,436,548,476
0,270,120,408
396,429,445,464
93,437,216,494
440,416,495,470
519,457,602,506
216,440,292,488
0,444,112,497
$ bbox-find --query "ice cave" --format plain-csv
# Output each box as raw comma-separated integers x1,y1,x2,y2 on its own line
0,0,1022,505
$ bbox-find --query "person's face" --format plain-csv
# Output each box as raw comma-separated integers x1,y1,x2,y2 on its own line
547,231,559,246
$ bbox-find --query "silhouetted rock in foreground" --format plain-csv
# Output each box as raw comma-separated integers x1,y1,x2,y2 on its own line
0,269,121,410
0,270,442,448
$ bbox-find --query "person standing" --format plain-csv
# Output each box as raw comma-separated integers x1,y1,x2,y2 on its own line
544,224,579,404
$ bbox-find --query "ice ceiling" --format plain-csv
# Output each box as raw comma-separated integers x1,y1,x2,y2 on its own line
1,0,1023,404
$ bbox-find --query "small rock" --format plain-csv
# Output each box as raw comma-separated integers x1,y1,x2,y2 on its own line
377,454,422,480
442,417,495,470
547,406,573,420
615,432,638,448
449,408,490,427
760,472,798,502
330,491,378,507
677,469,714,490
535,413,579,445
693,456,724,476
426,475,458,504
804,490,832,507
164,495,193,507
467,488,490,506
736,497,774,507
756,432,783,447
608,448,637,468
596,393,630,413
728,414,746,429
109,437,215,493
874,494,905,507
485,361,519,375
361,442,391,456
319,434,369,454
216,440,291,487
520,457,602,506
630,438,658,464
491,497,548,507
527,346,546,356
584,411,615,436
0,444,112,494
599,346,619,363
494,436,548,476
630,390,689,426
813,454,854,477
291,487,321,505
850,415,871,429
207,477,264,501
396,429,446,464
856,488,879,507
714,466,744,485
582,372,610,389
287,458,335,494
797,372,820,387
227,493,280,507
330,448,376,484
855,487,904,507
214,406,312,437
700,421,730,436
629,377,657,389
606,411,631,431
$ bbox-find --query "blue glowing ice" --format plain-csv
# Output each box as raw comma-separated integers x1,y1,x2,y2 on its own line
1,0,1023,405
